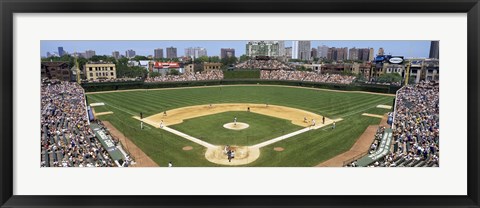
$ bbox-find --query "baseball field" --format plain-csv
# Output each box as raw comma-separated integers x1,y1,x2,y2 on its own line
86,85,394,167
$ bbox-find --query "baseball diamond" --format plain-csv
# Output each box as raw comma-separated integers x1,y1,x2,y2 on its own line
85,85,395,167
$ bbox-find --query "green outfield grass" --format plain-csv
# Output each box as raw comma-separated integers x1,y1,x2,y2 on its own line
170,111,303,146
91,105,109,113
86,85,394,167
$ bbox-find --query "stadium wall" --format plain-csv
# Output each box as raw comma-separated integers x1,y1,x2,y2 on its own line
81,80,401,94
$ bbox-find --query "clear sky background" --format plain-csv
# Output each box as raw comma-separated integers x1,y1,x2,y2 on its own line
41,40,432,58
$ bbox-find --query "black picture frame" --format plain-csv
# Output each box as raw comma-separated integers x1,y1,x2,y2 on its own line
1,0,479,207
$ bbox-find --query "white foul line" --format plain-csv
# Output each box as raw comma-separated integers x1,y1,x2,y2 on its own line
161,126,216,149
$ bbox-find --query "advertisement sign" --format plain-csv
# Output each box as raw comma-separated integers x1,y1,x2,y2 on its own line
389,56,404,64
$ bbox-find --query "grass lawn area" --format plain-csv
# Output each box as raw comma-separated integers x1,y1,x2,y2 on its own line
170,111,303,146
363,107,392,116
92,105,109,113
87,85,394,167
247,114,381,167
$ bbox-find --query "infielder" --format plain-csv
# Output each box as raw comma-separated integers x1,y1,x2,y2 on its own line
234,117,237,126
160,120,164,128
312,119,316,127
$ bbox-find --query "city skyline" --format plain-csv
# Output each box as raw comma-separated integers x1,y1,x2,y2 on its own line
41,40,432,58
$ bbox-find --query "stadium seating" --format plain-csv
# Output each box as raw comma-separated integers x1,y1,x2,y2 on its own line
41,81,116,167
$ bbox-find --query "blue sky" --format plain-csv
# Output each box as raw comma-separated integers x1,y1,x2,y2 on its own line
41,40,432,58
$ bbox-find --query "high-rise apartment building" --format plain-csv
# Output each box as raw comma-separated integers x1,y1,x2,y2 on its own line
317,45,329,59
429,41,439,59
85,50,96,59
246,41,284,57
166,47,177,59
125,49,136,58
185,47,208,58
154,48,164,59
297,41,311,61
112,51,120,59
220,48,235,59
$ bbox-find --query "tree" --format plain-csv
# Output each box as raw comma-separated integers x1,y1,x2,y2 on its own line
221,56,238,66
239,55,249,62
209,56,221,63
195,56,209,64
408,75,416,84
133,55,149,61
117,57,129,65
90,55,110,62
116,62,148,78
149,71,161,78
376,73,403,83
167,69,180,76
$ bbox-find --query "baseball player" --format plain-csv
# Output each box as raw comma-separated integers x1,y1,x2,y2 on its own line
312,119,316,127
234,117,237,126
227,150,232,162
160,120,164,128
141,121,144,129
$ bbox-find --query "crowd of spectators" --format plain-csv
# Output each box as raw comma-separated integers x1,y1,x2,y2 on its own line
369,126,386,154
260,70,356,84
82,77,142,83
389,81,439,167
356,81,439,167
41,80,116,167
145,70,224,83
235,59,295,70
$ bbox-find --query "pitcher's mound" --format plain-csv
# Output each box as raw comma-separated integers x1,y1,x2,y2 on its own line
223,122,249,130
182,146,193,151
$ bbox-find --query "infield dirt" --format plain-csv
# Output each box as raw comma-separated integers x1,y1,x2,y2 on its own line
135,103,332,128
102,121,159,167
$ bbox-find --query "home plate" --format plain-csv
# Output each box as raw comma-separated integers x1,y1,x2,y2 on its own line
376,105,392,109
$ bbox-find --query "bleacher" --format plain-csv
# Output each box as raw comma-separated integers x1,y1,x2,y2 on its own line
41,81,116,167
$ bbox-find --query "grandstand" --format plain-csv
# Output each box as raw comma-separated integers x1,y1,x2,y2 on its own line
260,70,356,84
40,80,129,167
347,81,439,167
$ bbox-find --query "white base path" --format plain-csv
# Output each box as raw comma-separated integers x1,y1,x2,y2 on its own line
251,127,312,149
162,126,216,149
